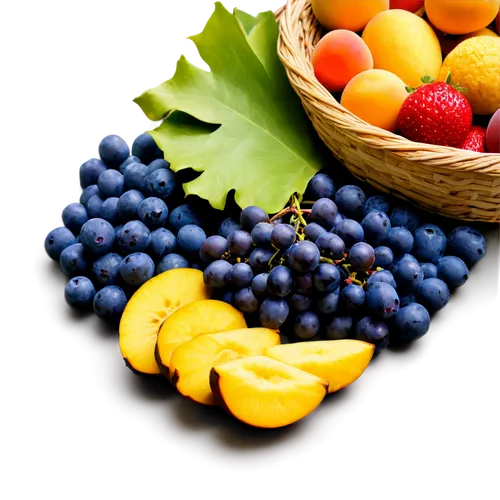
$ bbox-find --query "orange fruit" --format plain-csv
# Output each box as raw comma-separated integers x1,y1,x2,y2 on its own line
439,36,500,115
425,0,500,35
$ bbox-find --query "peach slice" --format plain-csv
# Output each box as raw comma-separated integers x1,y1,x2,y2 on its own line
170,328,280,405
119,269,211,376
210,355,328,428
155,300,247,377
264,340,374,393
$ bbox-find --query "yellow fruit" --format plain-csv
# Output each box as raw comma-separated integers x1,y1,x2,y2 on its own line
210,355,328,429
340,69,409,132
155,300,247,377
119,269,211,376
362,10,442,88
425,0,500,35
439,36,500,115
170,328,280,405
264,339,374,393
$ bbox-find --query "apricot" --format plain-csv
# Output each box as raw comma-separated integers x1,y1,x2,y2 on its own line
210,355,328,428
425,0,500,35
486,109,500,153
362,10,442,88
312,30,373,92
390,0,424,15
311,0,389,32
340,69,409,132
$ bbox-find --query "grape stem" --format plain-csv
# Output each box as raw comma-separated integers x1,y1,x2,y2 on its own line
291,194,309,227
268,248,281,269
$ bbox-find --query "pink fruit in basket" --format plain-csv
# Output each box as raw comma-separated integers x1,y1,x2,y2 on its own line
312,30,374,92
396,76,473,147
340,69,408,132
390,0,424,15
311,0,389,32
457,126,487,152
486,109,500,153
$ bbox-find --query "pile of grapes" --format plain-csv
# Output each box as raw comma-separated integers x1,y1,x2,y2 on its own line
44,133,487,351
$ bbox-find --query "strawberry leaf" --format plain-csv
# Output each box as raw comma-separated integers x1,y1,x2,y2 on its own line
133,3,322,213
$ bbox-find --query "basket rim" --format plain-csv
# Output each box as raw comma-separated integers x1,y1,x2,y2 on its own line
277,0,500,175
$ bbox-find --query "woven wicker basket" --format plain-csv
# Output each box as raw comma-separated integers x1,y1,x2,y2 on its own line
276,0,500,223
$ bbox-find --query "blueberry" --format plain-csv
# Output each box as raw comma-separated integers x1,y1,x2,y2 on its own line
99,135,130,169
399,293,416,307
373,246,394,269
218,217,240,238
119,252,155,286
59,243,90,277
416,278,450,312
45,227,76,260
436,256,469,288
421,262,438,280
149,228,177,260
145,168,177,199
117,190,145,221
393,259,424,291
413,224,447,262
80,218,115,256
92,252,123,286
156,253,189,274
118,220,151,254
93,285,128,322
390,303,430,344
386,227,414,255
363,196,390,216
98,170,125,199
123,162,148,191
64,276,96,308
361,211,391,246
447,226,487,266
177,224,207,256
389,207,420,233
169,204,204,233
100,197,120,226
367,270,397,289
147,159,171,175
77,156,108,189
335,185,366,220
131,133,163,165
136,197,169,229
86,195,104,219
356,316,390,352
80,185,101,209
62,203,89,235
119,155,142,175
365,282,400,318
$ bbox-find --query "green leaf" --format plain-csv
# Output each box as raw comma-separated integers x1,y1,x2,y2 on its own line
134,2,322,213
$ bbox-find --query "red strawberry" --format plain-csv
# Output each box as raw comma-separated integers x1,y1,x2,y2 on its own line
397,74,472,147
457,126,487,152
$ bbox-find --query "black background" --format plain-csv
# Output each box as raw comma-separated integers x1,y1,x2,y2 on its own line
38,1,500,486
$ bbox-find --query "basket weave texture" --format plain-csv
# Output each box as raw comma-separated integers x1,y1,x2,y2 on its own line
276,0,500,223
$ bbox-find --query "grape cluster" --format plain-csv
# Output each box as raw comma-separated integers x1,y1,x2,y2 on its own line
45,133,487,348
200,175,487,351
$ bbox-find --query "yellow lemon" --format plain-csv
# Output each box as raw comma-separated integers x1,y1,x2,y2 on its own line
439,36,500,115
